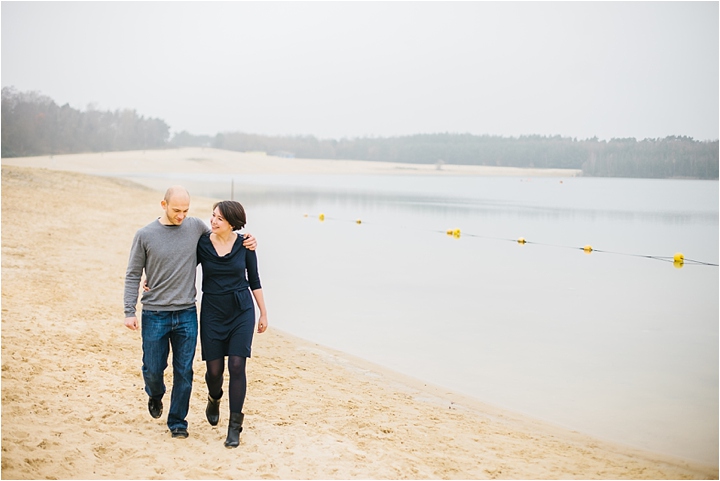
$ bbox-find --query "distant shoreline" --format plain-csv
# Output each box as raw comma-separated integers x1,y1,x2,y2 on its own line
1,147,582,178
5,147,717,181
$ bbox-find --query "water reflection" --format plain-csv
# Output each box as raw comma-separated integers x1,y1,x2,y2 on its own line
241,187,716,225
135,176,717,226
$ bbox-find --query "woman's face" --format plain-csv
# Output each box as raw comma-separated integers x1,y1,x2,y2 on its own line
210,207,233,235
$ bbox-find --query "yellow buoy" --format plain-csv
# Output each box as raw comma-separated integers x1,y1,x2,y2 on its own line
517,237,526,244
319,213,325,221
356,219,362,224
446,229,453,236
583,245,593,253
673,252,684,269
453,229,461,238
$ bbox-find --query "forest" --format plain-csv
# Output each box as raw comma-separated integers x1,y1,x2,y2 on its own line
2,87,717,179
1,87,170,156
214,131,719,179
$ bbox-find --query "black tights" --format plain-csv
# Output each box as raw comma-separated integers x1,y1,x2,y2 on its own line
205,356,247,414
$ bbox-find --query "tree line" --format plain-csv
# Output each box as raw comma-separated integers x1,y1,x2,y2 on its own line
1,87,170,157
213,132,718,179
2,87,717,179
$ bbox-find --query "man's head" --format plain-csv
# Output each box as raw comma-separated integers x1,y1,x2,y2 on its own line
160,186,190,225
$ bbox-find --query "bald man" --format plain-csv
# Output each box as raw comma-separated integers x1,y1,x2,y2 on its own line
123,186,256,439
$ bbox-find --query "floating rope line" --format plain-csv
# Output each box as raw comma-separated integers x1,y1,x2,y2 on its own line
303,213,718,268
588,249,718,266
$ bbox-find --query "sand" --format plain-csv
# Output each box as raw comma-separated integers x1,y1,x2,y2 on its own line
0,147,582,178
1,151,717,479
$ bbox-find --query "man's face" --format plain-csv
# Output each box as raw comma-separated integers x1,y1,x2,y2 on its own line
162,196,190,225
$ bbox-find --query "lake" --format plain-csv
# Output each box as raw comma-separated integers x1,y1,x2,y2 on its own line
128,172,719,465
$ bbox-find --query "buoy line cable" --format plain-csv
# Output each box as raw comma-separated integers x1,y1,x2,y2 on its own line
305,213,717,267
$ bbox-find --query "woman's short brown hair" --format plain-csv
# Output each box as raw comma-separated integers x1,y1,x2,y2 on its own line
213,200,246,231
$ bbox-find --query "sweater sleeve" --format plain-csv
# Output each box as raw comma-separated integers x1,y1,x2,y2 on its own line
246,249,262,291
123,231,146,317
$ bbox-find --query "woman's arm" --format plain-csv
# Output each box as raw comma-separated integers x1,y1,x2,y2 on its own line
252,288,268,333
246,248,266,332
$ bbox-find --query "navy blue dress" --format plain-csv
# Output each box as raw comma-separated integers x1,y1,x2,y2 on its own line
197,233,261,361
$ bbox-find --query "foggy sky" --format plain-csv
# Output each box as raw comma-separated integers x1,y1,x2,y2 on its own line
2,1,718,141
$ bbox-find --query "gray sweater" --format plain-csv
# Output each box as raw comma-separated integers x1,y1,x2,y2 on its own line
124,217,210,317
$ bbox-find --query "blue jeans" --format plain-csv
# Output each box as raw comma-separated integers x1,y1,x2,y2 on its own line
141,307,198,431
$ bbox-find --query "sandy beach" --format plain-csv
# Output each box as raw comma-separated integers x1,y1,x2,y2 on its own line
0,147,583,178
1,150,717,479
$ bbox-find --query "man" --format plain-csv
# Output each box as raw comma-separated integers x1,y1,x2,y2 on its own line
123,186,257,439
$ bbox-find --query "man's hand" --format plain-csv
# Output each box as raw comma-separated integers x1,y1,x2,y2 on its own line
125,316,139,330
242,233,257,251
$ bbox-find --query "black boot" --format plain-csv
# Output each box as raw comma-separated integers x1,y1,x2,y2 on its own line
206,395,221,426
224,412,244,448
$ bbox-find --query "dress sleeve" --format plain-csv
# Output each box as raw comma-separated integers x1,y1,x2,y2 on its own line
246,249,262,290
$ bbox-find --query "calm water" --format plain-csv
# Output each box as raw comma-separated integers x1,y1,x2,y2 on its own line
129,173,719,465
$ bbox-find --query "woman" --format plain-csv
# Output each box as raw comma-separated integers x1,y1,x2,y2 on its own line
196,200,268,448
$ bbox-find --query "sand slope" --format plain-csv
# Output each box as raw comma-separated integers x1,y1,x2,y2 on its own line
1,163,716,479
0,147,582,177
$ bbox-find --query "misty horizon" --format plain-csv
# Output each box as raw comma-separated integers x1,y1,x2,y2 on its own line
2,2,718,143
4,84,717,144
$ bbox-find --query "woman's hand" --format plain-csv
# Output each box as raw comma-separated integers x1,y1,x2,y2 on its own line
257,314,268,333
